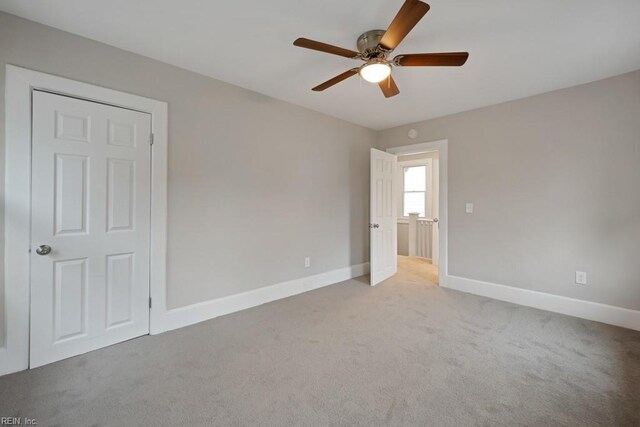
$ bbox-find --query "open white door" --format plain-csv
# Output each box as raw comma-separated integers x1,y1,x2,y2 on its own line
370,148,397,285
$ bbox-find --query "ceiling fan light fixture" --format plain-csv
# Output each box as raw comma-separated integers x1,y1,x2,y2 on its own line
359,62,392,83
294,1,468,98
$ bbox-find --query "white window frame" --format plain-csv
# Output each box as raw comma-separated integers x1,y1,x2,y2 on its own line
398,158,433,221
1,65,168,376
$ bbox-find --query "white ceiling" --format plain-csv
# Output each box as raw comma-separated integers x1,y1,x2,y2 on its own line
1,0,639,130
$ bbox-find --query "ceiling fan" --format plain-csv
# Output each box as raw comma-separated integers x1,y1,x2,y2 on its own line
293,0,469,98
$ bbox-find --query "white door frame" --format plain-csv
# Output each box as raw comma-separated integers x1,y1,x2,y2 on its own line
2,65,168,376
386,140,448,285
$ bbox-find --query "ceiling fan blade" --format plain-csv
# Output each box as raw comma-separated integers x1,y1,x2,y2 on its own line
394,52,469,66
379,75,400,98
294,38,360,59
379,0,430,51
312,69,359,91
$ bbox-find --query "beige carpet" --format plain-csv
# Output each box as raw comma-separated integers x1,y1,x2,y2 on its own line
396,255,439,285
1,269,638,426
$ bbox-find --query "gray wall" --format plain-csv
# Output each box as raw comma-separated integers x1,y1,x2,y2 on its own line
0,12,376,345
378,70,640,311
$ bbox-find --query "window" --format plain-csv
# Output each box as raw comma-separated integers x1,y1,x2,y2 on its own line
403,165,427,217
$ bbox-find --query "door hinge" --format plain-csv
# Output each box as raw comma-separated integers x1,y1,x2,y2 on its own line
149,297,152,309
149,133,154,146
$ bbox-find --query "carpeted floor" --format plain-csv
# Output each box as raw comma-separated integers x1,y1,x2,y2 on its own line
397,255,439,285
1,262,639,426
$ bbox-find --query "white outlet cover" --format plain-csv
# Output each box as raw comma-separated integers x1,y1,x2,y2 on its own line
575,271,587,285
465,203,474,214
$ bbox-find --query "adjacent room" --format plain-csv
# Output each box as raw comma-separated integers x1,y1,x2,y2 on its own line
396,150,440,285
0,0,638,425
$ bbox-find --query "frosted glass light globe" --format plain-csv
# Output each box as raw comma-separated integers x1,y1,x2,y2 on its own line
360,63,391,83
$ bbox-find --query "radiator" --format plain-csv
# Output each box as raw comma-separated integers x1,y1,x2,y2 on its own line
416,220,432,259
408,213,432,259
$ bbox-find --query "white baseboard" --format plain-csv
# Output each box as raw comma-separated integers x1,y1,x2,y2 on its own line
158,263,370,333
443,275,640,331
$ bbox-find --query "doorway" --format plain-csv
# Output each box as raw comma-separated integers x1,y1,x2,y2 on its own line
388,140,447,286
369,140,448,287
396,151,440,284
2,65,168,377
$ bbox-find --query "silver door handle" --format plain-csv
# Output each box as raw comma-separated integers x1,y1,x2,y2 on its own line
433,218,439,223
35,245,52,255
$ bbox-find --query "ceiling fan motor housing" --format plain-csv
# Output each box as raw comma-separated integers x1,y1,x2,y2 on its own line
357,30,388,59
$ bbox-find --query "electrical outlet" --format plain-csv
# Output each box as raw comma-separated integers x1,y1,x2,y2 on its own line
575,271,587,285
465,203,474,214
304,257,311,268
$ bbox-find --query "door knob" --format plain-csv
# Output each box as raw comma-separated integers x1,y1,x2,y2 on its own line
433,218,439,223
35,245,52,255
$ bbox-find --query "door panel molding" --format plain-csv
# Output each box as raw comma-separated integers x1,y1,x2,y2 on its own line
370,148,397,286
2,65,168,376
29,91,152,367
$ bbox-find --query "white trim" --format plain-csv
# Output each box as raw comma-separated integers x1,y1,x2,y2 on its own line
386,140,446,156
397,159,433,167
397,218,435,225
157,263,370,333
2,65,168,376
443,275,640,331
387,140,448,282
